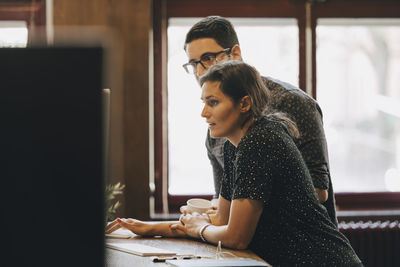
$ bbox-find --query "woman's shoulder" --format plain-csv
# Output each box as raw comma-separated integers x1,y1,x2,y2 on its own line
251,117,290,139
239,117,291,151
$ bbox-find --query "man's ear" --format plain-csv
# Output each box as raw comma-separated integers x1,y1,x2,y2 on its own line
231,45,242,60
240,96,252,113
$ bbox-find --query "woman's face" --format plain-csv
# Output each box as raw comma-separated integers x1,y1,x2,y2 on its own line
201,81,244,139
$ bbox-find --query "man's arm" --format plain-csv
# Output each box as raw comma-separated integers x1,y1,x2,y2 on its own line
208,150,224,198
205,130,226,198
297,102,330,203
265,78,330,203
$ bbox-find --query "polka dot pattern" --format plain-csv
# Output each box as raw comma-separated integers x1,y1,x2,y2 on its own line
206,76,337,226
220,117,361,266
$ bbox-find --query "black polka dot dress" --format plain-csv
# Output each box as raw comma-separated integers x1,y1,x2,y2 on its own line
220,117,362,267
207,76,338,227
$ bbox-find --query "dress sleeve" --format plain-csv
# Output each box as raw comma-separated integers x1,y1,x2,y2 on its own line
230,134,275,204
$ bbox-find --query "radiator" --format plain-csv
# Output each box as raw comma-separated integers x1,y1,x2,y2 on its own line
339,220,400,267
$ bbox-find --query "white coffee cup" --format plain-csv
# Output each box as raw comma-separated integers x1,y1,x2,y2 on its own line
186,198,212,214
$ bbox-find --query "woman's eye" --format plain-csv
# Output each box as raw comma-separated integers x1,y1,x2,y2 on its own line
208,100,218,106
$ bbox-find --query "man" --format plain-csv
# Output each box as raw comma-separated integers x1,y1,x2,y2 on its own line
182,16,337,226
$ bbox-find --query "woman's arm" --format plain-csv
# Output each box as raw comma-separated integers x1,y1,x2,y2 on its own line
208,195,230,226
180,197,263,250
106,218,186,237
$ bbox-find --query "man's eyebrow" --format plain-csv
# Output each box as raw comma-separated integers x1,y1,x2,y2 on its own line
189,51,215,63
199,51,215,58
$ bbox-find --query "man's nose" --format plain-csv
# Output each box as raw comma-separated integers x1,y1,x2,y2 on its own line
196,63,207,77
195,69,206,85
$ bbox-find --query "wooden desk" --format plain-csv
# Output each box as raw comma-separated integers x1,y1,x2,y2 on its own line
105,236,268,267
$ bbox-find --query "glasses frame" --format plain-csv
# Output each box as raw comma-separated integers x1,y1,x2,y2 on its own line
182,47,232,74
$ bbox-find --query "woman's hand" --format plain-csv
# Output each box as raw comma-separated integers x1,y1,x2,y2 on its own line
105,218,123,234
106,218,153,236
171,212,211,239
106,218,187,237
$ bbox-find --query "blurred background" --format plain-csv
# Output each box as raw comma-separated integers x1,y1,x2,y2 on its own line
1,0,399,225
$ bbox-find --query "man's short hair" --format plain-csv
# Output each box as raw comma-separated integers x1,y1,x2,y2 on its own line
184,16,239,50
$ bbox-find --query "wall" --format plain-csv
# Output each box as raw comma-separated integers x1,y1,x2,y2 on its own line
53,0,152,219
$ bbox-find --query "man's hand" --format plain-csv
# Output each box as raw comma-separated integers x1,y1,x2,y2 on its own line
315,188,328,203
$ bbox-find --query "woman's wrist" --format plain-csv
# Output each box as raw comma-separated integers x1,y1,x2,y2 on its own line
148,222,175,237
199,223,211,242
140,222,155,236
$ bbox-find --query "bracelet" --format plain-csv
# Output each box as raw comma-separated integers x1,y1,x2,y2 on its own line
199,223,211,242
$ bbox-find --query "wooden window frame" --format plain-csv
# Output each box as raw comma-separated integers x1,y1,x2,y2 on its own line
311,0,400,213
153,0,400,215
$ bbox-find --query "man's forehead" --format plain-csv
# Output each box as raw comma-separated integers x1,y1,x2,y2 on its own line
186,38,224,59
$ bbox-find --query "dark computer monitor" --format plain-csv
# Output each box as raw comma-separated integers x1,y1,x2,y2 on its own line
0,46,105,266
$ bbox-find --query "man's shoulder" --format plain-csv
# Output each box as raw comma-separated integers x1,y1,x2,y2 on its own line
262,76,316,104
262,76,321,118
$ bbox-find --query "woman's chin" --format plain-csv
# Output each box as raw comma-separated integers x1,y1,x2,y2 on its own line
210,131,224,139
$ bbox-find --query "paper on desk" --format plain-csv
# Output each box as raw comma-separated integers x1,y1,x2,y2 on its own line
165,258,269,266
106,241,177,256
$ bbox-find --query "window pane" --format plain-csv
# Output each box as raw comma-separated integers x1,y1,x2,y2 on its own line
317,19,400,192
0,21,28,47
168,18,298,195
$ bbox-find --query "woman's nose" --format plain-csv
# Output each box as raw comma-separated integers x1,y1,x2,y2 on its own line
201,105,209,118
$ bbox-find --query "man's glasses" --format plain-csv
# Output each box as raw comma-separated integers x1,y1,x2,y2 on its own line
183,48,232,75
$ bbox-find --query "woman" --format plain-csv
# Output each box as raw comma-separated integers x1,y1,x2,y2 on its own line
107,61,362,266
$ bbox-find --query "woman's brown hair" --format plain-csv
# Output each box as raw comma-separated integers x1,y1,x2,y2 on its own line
200,61,299,138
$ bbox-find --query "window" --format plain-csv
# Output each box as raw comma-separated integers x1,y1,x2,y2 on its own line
153,0,400,214
168,18,299,195
0,21,28,47
317,19,400,193
0,0,46,46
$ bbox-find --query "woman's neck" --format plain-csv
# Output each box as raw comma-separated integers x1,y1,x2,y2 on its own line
227,116,255,147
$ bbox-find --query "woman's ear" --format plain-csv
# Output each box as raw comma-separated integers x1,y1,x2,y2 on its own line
240,96,252,113
230,45,242,60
